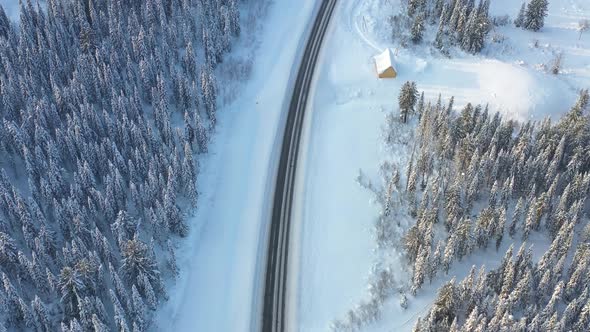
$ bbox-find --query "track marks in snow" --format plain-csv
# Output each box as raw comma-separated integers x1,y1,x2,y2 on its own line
345,0,384,52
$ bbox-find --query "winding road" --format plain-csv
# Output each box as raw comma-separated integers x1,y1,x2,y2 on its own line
262,0,338,331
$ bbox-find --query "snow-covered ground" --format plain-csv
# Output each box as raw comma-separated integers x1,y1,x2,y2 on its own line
356,0,590,121
154,0,319,331
293,0,590,330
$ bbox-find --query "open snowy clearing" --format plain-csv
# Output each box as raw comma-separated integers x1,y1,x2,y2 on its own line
154,0,319,331
356,0,590,121
294,0,590,330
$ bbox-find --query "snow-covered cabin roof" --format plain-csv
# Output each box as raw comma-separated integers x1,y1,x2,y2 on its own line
374,48,397,77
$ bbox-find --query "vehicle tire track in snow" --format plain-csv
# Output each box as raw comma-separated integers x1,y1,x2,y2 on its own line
346,0,383,52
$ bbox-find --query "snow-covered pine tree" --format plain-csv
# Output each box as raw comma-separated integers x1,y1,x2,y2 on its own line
399,81,419,123
408,0,427,18
434,15,446,51
524,0,549,31
448,0,463,31
514,2,527,27
411,13,426,44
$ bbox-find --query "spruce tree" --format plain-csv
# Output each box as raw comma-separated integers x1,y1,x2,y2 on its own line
514,2,527,27
399,81,419,123
434,18,446,51
411,13,426,44
524,0,549,31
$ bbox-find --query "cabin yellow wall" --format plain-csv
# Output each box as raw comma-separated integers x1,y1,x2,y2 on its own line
378,67,397,78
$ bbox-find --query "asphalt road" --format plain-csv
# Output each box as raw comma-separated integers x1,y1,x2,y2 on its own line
262,0,338,331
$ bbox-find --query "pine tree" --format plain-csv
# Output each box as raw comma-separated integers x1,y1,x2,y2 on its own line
434,19,445,51
59,267,84,319
412,247,429,295
449,0,463,30
461,8,489,54
110,289,130,332
456,6,469,43
411,13,426,44
524,0,549,31
514,2,527,27
574,300,590,331
495,207,506,251
541,280,564,320
132,285,147,330
442,235,456,273
201,66,217,127
428,241,443,283
561,293,582,329
510,198,524,237
0,5,9,38
522,198,537,241
69,318,84,332
121,236,159,287
195,113,209,153
30,296,50,331
399,82,419,123
166,239,179,277
0,232,17,267
92,314,109,332
509,270,532,309
416,92,425,119
140,273,158,310
463,305,479,331
408,0,427,17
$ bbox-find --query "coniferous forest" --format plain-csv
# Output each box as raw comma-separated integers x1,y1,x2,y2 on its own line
336,87,590,331
403,88,590,331
0,0,241,330
390,87,590,331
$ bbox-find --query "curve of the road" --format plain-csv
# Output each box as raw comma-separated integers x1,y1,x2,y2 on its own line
262,0,338,331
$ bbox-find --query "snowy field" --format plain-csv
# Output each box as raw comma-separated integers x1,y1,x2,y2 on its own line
153,0,319,331
294,0,590,330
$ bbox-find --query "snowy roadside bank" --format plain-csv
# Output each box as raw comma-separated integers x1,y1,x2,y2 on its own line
154,0,319,331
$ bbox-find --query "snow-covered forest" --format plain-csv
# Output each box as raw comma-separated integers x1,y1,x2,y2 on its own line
403,88,590,331
337,87,590,331
392,0,550,55
0,0,241,330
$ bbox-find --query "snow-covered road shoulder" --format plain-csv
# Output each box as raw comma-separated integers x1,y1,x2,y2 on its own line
154,1,319,331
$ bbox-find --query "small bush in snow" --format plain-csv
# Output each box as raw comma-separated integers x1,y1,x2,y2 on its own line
491,33,507,43
400,293,409,309
579,19,590,40
492,15,511,27
550,52,563,75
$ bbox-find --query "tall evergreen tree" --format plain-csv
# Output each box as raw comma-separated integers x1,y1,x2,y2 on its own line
411,13,426,44
524,0,549,31
399,82,419,123
514,2,527,27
